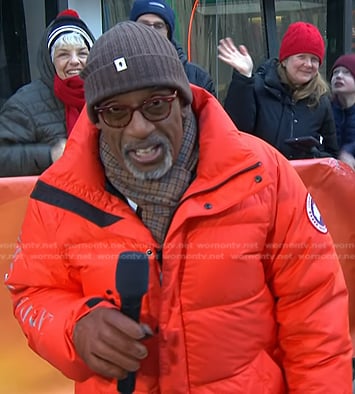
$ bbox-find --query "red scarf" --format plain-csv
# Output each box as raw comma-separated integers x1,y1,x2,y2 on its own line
54,74,85,135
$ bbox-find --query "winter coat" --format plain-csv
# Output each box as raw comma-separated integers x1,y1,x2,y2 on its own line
5,86,352,393
173,39,216,97
224,58,339,159
0,18,95,177
332,99,355,155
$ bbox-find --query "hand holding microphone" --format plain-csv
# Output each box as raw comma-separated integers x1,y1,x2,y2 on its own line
73,251,150,390
73,307,148,380
115,252,149,394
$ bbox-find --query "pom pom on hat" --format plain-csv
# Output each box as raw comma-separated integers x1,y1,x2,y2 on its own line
57,9,79,18
129,0,175,40
279,21,325,65
331,54,355,79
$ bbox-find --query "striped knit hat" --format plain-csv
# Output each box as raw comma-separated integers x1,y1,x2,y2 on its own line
81,21,192,123
47,9,94,53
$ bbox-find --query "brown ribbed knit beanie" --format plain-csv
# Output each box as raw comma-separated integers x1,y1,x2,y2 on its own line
81,21,192,123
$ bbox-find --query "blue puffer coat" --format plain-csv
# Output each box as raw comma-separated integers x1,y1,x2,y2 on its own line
332,99,355,155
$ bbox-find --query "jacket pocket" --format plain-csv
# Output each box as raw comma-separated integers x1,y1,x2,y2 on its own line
246,350,286,394
190,349,286,393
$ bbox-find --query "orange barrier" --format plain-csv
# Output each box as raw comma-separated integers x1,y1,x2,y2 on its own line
0,176,73,394
291,158,355,351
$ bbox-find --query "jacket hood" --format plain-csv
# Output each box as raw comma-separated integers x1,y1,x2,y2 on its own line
255,58,277,74
37,23,57,88
256,58,288,95
256,58,279,83
171,37,188,66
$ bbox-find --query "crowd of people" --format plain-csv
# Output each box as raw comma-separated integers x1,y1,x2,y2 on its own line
2,0,355,393
1,1,355,174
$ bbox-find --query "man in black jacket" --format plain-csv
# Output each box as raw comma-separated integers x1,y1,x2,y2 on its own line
130,0,216,97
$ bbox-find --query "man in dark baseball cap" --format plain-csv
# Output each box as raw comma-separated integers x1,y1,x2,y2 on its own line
130,0,216,96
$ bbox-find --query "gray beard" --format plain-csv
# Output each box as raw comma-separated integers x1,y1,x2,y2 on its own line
122,134,174,180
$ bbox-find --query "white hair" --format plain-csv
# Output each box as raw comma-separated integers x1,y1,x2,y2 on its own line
50,32,87,62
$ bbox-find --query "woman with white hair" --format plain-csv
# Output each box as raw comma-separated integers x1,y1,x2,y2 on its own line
0,9,95,176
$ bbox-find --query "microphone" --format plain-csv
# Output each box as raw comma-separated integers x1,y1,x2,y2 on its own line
115,251,149,394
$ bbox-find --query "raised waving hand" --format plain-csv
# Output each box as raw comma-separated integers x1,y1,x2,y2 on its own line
218,37,253,78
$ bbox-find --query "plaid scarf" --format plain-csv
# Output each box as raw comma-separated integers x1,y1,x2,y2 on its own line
100,110,198,245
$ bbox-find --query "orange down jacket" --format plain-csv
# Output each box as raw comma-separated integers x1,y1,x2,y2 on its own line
5,86,352,393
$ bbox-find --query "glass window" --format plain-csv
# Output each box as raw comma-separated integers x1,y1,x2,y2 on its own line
101,0,328,100
102,0,133,32
101,0,266,101
0,0,31,107
180,0,266,102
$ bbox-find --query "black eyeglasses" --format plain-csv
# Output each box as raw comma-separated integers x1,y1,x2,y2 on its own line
94,91,178,128
138,21,167,31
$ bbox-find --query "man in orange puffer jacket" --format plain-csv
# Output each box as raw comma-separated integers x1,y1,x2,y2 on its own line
5,21,352,393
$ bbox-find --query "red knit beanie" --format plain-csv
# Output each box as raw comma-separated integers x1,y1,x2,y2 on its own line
331,54,355,79
279,21,325,65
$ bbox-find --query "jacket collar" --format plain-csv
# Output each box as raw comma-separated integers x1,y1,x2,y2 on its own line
40,85,264,199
